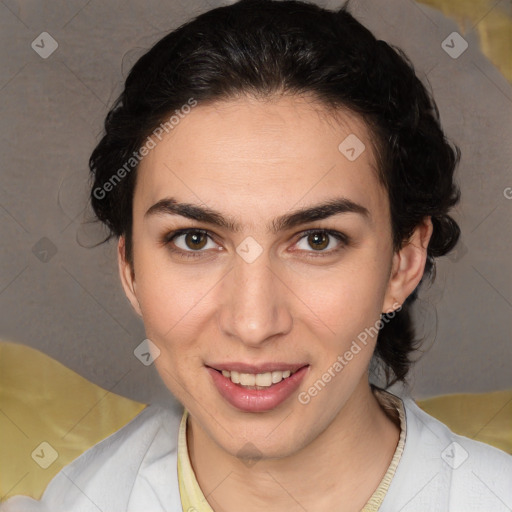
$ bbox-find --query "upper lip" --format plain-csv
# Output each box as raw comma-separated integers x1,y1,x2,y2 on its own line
207,362,309,374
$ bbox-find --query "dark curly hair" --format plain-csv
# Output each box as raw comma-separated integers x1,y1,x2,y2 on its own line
89,0,461,386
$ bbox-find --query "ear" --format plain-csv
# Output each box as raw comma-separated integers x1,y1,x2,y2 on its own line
382,216,433,313
118,236,142,317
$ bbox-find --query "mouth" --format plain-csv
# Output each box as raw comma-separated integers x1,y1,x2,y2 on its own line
206,363,310,412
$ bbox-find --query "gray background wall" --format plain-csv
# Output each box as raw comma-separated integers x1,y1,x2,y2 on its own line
0,0,510,405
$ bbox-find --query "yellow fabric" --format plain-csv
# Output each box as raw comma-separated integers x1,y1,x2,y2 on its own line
177,410,213,512
362,390,407,512
0,341,147,501
417,389,512,454
177,389,407,512
418,0,512,84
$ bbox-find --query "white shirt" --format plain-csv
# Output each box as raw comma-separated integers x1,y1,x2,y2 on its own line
2,392,512,512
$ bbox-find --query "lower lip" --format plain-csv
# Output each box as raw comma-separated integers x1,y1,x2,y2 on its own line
207,366,309,413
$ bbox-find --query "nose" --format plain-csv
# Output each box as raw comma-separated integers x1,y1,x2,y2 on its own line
217,254,293,348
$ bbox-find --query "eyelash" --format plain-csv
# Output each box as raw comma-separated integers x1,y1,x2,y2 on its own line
161,228,350,260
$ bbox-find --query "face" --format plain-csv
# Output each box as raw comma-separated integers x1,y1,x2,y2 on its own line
119,94,429,459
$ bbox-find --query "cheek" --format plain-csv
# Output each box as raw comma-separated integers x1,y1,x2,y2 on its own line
133,245,214,338
291,256,390,339
135,258,211,399
132,249,224,400
296,268,385,416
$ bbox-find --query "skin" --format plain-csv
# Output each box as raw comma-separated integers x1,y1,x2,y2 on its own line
118,93,433,512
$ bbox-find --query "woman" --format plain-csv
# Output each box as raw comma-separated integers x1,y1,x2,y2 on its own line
3,0,511,511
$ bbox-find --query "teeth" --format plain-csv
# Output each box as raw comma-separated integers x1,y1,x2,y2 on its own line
239,373,256,386
220,369,294,387
272,371,282,383
255,372,272,386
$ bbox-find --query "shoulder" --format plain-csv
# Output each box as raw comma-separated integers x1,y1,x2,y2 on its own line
382,393,512,512
1,404,183,512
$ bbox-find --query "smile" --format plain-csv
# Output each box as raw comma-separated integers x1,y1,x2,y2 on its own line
206,363,309,412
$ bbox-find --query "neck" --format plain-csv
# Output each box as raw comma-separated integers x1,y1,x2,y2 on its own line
187,379,400,512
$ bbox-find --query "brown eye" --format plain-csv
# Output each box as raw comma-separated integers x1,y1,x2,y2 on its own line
294,229,349,256
162,228,221,260
184,231,208,250
307,231,329,251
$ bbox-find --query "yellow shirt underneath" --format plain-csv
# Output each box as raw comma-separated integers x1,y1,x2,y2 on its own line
177,388,406,512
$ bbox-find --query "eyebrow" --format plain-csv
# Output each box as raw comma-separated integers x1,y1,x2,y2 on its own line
144,196,371,233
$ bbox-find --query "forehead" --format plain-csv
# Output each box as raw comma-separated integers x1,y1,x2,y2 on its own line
134,95,387,225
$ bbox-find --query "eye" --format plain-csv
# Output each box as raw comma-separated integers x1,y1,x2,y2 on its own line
294,229,348,255
162,229,220,258
161,227,349,260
